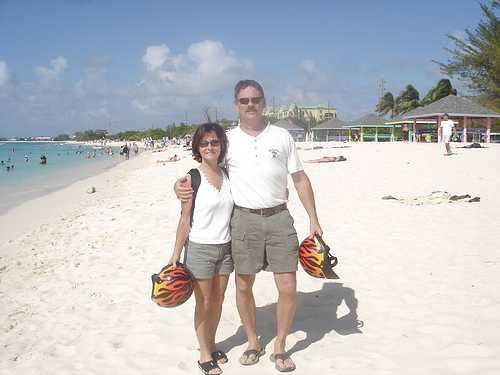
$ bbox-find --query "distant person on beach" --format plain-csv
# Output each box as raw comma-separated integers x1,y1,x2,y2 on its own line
401,126,409,142
122,144,130,160
175,79,323,372
440,113,455,155
169,123,233,375
415,127,422,142
40,155,47,165
305,156,347,163
157,154,180,163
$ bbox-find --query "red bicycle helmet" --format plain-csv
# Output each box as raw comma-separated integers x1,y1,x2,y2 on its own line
299,234,339,279
151,263,194,308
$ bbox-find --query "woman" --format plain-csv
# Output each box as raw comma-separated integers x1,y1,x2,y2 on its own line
169,123,233,375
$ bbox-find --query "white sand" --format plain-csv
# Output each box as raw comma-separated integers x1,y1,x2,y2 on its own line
1,142,500,374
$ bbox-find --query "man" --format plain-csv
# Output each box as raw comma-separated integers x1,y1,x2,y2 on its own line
175,80,322,372
440,113,455,155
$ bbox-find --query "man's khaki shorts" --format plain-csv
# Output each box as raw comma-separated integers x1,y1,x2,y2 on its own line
230,208,299,274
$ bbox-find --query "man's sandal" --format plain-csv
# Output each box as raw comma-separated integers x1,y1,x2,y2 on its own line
270,353,296,372
211,350,228,364
197,359,221,375
239,347,265,366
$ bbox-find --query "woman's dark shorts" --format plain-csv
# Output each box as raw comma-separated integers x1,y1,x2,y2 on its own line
185,240,233,279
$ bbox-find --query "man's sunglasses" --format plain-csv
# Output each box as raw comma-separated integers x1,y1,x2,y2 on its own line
238,97,263,105
199,139,220,148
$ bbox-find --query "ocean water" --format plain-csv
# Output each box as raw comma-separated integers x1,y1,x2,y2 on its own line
0,142,122,214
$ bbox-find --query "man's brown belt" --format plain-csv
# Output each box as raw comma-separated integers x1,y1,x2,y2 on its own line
235,203,287,217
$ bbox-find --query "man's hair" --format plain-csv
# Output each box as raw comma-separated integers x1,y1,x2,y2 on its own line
191,122,228,164
234,80,265,101
443,113,449,117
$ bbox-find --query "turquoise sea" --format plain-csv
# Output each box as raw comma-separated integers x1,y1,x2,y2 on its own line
0,142,121,214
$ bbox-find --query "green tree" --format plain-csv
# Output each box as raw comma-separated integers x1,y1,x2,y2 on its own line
73,129,108,141
143,128,168,139
394,85,420,115
420,79,457,106
111,131,143,141
434,1,500,110
53,133,70,141
375,92,395,117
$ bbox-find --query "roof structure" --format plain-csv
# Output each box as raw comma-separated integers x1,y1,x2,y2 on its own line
347,113,388,127
385,115,437,125
403,95,500,119
272,118,304,131
312,118,348,130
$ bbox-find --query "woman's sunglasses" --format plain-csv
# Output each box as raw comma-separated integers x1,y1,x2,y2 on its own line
238,97,263,105
199,139,220,148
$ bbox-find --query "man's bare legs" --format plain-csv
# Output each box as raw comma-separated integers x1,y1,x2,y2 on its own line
235,274,261,363
445,142,452,155
273,272,297,371
235,272,297,370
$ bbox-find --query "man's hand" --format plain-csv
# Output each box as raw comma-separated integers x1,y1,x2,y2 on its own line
174,175,193,202
309,220,323,239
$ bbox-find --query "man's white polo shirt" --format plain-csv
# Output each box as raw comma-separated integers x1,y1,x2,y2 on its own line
440,119,454,136
226,124,303,209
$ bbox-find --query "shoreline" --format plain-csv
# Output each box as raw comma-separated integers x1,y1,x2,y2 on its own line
0,155,122,216
0,150,152,247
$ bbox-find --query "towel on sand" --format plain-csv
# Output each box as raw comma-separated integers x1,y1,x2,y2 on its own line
382,191,480,205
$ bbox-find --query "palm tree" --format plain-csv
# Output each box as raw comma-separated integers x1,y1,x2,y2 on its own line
420,79,457,106
376,92,395,117
394,85,420,115
434,1,500,110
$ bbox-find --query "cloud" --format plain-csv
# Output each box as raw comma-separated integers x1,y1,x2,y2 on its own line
283,59,334,105
142,44,184,72
134,40,253,115
0,61,8,85
1,41,254,136
35,56,68,82
299,59,318,75
74,56,109,97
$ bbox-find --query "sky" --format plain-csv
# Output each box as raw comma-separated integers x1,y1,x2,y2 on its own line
0,0,485,137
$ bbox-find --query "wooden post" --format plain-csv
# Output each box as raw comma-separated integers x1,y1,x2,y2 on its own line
413,118,417,142
437,115,442,142
463,116,468,143
391,125,395,142
375,127,378,142
486,117,492,143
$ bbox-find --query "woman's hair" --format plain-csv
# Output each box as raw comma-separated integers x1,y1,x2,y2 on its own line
191,122,228,164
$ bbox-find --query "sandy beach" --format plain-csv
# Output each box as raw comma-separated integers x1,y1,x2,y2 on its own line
1,142,500,375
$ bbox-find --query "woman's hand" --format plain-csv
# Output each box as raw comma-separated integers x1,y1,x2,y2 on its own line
169,251,181,267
